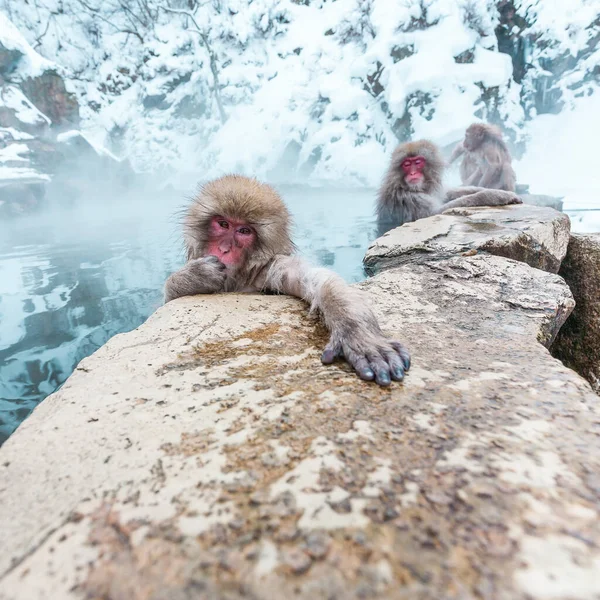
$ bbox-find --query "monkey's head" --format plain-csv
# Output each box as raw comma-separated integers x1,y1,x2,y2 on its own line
464,123,502,151
391,140,444,192
184,174,294,272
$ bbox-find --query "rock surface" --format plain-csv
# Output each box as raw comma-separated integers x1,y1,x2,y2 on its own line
552,233,600,393
1,206,600,599
364,204,571,275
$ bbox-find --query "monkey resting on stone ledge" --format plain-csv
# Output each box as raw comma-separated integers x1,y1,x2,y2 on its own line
376,139,522,236
449,122,517,192
165,174,410,387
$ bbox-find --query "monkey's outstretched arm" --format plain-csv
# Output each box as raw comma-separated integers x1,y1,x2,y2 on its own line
449,143,465,164
164,256,227,303
263,256,410,386
444,186,485,201
441,189,522,211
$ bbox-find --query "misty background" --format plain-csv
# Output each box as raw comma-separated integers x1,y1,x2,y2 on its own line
0,0,599,443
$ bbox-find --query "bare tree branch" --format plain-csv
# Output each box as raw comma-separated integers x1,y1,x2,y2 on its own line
160,5,227,124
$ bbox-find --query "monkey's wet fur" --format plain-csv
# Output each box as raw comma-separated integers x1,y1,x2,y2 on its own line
377,138,521,236
165,174,410,386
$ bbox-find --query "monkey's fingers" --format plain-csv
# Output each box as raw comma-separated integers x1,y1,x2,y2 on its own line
391,341,411,371
203,255,227,269
383,350,406,382
321,341,342,365
337,346,377,382
365,352,393,386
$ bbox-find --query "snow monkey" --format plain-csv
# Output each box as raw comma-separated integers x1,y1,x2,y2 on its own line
165,174,411,386
449,122,517,192
376,139,521,236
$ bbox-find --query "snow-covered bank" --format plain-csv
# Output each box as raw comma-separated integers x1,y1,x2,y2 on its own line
1,0,598,189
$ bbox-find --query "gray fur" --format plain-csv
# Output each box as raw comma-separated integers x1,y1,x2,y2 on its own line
451,123,517,192
164,256,226,303
164,175,411,387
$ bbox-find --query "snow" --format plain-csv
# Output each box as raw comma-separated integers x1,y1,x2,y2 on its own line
1,86,50,127
0,143,29,164
518,0,599,56
0,0,597,199
57,130,122,162
0,10,55,77
517,92,600,210
0,166,50,182
0,127,33,141
0,0,527,187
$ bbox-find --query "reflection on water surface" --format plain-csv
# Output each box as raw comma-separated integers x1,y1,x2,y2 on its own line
0,186,378,444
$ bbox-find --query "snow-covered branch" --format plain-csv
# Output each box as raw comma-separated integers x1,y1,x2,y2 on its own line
160,5,227,124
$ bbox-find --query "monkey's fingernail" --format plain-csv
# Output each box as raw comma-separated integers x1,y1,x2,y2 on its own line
393,368,404,381
321,350,336,364
377,373,391,386
402,356,411,371
360,369,375,381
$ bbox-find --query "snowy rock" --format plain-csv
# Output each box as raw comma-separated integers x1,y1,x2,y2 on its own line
0,42,22,76
0,11,55,78
0,85,50,135
19,70,79,127
1,215,599,598
364,204,570,275
552,233,600,393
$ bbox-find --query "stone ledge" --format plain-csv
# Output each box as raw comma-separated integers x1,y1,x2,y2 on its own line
1,249,599,600
364,204,570,275
552,232,600,393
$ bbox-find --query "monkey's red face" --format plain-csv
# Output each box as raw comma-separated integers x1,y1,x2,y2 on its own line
206,216,256,266
401,156,426,186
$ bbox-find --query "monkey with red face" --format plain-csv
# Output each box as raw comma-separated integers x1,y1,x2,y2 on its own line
165,175,410,386
376,139,521,236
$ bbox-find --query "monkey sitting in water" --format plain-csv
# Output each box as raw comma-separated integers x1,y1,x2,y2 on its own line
376,139,521,236
449,123,517,192
165,174,410,387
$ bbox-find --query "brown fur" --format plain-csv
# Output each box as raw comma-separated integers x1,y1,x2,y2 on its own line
164,174,411,386
377,139,522,235
184,175,294,282
451,123,516,192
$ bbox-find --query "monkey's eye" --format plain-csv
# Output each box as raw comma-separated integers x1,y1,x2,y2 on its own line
414,158,424,167
402,160,412,169
237,227,252,236
218,220,229,229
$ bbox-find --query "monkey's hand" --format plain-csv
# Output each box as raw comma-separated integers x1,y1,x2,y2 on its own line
443,189,522,211
321,327,411,387
164,256,227,303
485,190,522,205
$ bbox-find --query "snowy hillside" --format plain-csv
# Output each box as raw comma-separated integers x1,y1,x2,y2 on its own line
1,0,598,188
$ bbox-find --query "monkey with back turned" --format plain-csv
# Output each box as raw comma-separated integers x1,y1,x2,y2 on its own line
165,174,411,387
376,139,521,236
